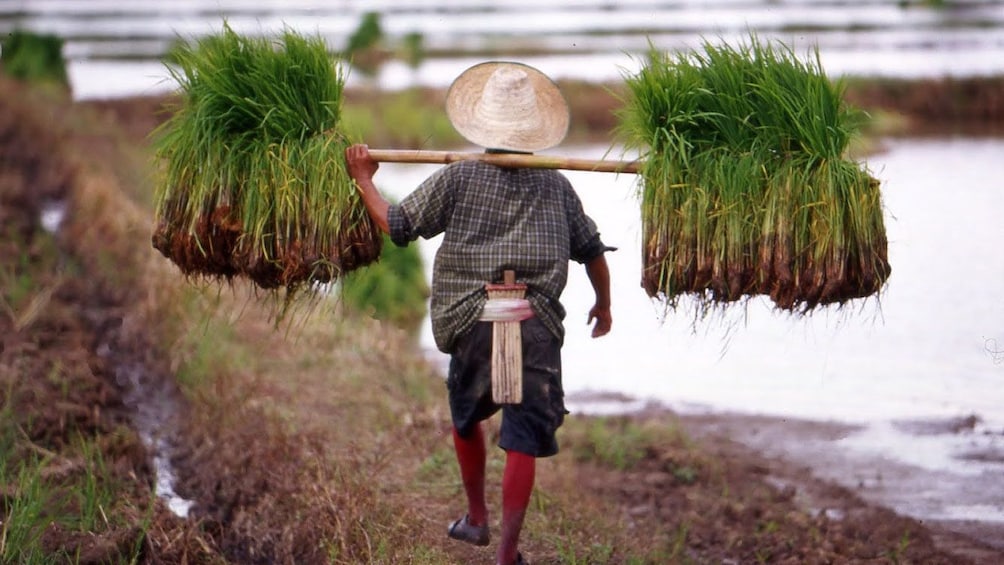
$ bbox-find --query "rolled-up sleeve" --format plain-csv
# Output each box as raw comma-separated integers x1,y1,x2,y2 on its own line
572,231,616,264
387,204,413,247
566,191,616,263
389,166,458,249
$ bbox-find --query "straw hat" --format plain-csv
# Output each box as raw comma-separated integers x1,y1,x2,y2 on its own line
445,62,569,152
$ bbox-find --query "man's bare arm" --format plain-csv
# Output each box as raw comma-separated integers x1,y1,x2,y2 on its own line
345,144,390,234
585,254,612,338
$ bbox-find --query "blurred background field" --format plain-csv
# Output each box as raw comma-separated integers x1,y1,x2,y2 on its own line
2,0,1004,98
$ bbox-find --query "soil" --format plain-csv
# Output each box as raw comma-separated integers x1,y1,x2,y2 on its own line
3,76,1004,563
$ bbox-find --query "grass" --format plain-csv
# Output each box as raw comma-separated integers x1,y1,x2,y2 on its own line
0,315,144,562
342,87,462,149
0,457,50,563
340,232,430,333
619,34,890,314
0,437,146,564
0,230,67,332
159,290,459,562
568,417,657,470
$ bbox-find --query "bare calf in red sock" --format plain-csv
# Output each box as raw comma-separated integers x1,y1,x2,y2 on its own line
452,423,488,527
498,450,535,565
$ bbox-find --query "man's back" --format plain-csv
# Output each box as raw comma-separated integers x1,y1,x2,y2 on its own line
394,160,603,352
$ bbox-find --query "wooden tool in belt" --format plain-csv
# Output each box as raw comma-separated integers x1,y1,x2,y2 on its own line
483,270,531,404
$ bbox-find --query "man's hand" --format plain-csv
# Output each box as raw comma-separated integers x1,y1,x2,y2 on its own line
585,254,612,338
588,304,612,338
345,144,379,186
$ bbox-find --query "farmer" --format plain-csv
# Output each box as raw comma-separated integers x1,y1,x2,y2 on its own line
345,61,613,565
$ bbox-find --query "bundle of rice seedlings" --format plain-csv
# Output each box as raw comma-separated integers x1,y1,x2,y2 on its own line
151,25,381,294
619,35,890,313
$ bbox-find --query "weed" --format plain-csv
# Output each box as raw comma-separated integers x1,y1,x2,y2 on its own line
416,446,455,483
672,464,698,485
555,537,615,564
0,458,48,562
566,417,654,470
340,233,429,333
0,29,69,89
885,529,912,563
670,523,689,560
72,436,116,533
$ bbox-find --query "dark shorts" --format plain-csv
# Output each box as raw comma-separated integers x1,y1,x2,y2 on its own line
447,317,567,458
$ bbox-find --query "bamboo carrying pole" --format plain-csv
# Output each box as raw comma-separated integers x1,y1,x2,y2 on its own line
368,149,642,174
486,270,527,404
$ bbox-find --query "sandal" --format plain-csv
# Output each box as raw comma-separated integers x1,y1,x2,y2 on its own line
499,552,528,565
447,514,490,546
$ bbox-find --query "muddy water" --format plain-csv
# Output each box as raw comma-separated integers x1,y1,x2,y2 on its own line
110,354,194,518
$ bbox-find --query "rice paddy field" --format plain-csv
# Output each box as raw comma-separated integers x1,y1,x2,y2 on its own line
2,1,1004,562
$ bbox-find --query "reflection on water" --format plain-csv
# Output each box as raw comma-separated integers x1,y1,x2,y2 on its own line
1,0,1003,99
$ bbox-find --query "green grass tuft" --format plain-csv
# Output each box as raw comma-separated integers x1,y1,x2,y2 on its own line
0,30,69,89
340,233,429,333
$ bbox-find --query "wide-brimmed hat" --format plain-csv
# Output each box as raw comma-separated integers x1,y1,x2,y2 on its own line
445,61,569,152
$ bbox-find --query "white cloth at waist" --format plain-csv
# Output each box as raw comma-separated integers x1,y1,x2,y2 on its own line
479,298,534,322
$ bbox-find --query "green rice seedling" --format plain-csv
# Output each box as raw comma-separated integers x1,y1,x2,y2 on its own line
152,24,382,298
619,34,889,313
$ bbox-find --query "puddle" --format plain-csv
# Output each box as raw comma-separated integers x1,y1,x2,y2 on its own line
565,390,654,416
104,348,195,518
40,200,66,233
936,504,1004,524
840,417,1004,477
151,444,193,518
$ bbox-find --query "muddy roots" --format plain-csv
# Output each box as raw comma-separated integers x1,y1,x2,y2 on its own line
641,236,891,312
152,204,383,292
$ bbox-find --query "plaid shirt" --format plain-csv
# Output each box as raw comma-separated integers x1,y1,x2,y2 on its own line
388,160,611,353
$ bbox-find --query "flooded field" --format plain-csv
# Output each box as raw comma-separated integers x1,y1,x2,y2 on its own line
2,0,1004,98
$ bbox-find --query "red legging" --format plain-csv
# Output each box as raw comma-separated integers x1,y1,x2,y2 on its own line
453,423,536,565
